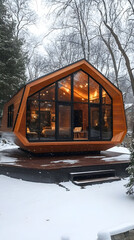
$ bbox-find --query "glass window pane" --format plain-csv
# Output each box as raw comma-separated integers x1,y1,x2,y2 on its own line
102,105,112,140
89,78,100,103
73,71,88,102
58,76,71,101
40,83,55,101
73,103,88,140
90,106,100,138
26,100,39,141
58,105,71,139
29,92,39,100
102,89,111,104
40,101,55,140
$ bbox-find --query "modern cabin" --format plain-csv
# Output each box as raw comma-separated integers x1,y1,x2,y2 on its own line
0,59,127,153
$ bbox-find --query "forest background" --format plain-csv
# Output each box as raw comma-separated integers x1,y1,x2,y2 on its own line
0,0,134,135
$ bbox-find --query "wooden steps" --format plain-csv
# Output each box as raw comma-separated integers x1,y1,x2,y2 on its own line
70,169,121,186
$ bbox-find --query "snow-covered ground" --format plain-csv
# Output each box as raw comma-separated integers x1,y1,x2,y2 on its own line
107,146,130,154
0,141,133,240
0,176,134,240
0,138,18,151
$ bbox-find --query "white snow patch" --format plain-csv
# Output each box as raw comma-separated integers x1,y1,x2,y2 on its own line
70,170,114,175
0,156,17,163
51,159,79,164
110,223,134,235
97,223,134,240
97,231,111,240
0,155,18,165
0,138,18,151
85,155,106,158
0,144,18,151
102,154,130,162
107,146,130,154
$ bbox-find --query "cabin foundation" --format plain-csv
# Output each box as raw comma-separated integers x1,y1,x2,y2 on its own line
0,148,130,184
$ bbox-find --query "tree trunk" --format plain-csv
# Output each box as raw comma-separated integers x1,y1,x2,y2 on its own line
103,21,134,95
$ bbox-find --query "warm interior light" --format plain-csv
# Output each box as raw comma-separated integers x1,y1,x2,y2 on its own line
27,127,30,133
31,111,38,120
94,90,97,97
102,90,106,97
104,110,108,127
90,90,99,101
61,84,100,102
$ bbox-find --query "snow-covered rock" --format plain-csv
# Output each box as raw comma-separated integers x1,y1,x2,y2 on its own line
97,223,134,240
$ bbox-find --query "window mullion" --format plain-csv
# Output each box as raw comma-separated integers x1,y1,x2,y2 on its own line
88,75,90,140
71,73,74,140
55,81,58,140
38,92,40,141
99,86,102,140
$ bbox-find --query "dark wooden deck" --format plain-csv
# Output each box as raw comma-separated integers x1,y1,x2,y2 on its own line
0,148,130,183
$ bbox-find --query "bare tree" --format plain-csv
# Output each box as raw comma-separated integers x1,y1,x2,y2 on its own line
47,0,96,61
6,0,37,39
96,0,134,94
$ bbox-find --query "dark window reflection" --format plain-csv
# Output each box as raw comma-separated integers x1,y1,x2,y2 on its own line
102,105,112,139
58,105,71,139
26,100,39,141
7,104,14,128
73,103,88,140
40,102,55,140
90,106,100,138
29,92,39,100
102,89,111,104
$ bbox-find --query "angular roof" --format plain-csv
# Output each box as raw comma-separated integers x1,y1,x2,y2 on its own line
26,58,121,98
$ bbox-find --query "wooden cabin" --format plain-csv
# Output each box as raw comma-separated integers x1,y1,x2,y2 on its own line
0,59,127,153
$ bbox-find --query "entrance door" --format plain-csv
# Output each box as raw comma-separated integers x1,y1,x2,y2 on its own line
58,104,72,140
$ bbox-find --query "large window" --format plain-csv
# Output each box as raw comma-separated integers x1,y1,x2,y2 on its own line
26,71,112,141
